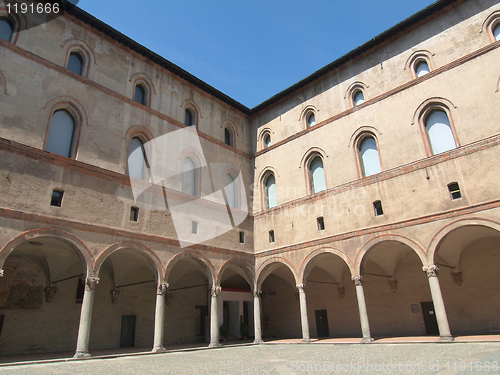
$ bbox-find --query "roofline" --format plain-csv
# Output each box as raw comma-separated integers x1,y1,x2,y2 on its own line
66,0,463,117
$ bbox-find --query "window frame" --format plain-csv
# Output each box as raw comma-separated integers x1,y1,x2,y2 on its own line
262,171,277,210
447,182,462,200
127,136,150,181
182,156,201,196
44,107,81,159
133,82,148,106
406,51,433,80
307,154,327,195
0,17,14,43
352,89,366,107
419,105,459,157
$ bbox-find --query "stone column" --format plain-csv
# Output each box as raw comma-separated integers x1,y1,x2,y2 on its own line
74,275,99,358
152,282,168,352
423,265,453,341
209,286,221,347
352,276,372,343
253,289,263,343
296,284,310,343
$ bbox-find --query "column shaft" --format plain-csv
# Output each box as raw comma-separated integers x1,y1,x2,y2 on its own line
152,283,168,352
209,287,221,347
297,285,310,343
74,276,99,358
253,291,263,343
353,277,372,343
424,266,453,341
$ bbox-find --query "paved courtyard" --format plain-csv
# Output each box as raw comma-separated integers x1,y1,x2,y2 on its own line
1,342,500,374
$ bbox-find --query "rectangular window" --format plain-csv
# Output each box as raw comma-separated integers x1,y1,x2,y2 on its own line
51,190,63,207
373,201,384,216
130,206,139,221
317,217,325,231
239,231,245,243
448,182,461,200
269,230,275,243
192,221,198,234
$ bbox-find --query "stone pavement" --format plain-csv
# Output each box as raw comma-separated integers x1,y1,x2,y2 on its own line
2,340,500,374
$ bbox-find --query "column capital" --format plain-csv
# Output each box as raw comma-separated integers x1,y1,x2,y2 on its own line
157,282,169,295
296,284,305,292
0,269,4,277
85,275,100,290
211,286,221,297
423,265,439,277
252,289,262,298
352,276,364,286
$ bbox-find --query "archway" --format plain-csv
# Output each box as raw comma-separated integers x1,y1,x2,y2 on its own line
92,245,161,350
0,234,90,354
218,260,254,340
301,250,359,338
256,259,300,339
432,224,500,334
360,239,432,337
165,252,215,344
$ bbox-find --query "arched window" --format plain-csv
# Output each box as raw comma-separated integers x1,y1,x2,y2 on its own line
306,112,316,128
67,52,84,76
353,90,365,106
127,137,149,180
224,127,233,146
134,84,147,105
415,60,430,77
309,156,326,193
494,24,500,41
183,157,197,195
359,136,382,177
185,108,195,127
0,18,13,42
45,110,76,158
264,173,277,209
425,110,456,155
263,132,271,149
225,173,237,208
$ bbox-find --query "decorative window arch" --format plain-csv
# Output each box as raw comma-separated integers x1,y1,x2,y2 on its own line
45,110,76,158
182,156,200,196
0,10,23,44
345,82,368,108
127,137,149,180
414,99,459,156
406,50,434,79
307,154,326,194
63,40,95,78
482,11,500,42
263,172,277,209
260,129,272,150
43,99,85,159
356,134,382,177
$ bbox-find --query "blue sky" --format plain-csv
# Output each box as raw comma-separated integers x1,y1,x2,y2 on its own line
77,0,437,108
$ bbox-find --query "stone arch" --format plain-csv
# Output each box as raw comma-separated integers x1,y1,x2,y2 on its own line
299,247,355,285
165,250,216,287
94,241,164,283
0,228,93,277
255,257,299,290
354,234,427,275
217,259,254,288
426,217,500,265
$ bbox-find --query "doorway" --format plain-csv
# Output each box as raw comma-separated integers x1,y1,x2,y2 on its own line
421,301,439,335
315,309,330,337
120,315,136,347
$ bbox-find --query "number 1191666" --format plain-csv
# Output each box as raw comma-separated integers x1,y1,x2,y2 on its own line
6,2,60,14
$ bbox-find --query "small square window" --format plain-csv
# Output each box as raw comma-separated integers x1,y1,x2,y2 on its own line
130,206,139,221
448,182,461,200
317,217,325,231
192,221,198,234
269,230,275,243
239,231,245,243
51,190,63,207
373,201,384,216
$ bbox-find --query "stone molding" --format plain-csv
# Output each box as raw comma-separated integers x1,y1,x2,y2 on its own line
423,265,439,277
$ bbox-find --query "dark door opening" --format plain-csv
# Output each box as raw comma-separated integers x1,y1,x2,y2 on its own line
196,305,208,342
421,301,439,335
120,315,136,348
315,309,329,337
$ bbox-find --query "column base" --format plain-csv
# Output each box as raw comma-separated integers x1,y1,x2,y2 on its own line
73,351,91,359
152,346,166,353
361,337,373,344
301,338,311,343
253,339,264,344
208,342,222,348
439,335,454,342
